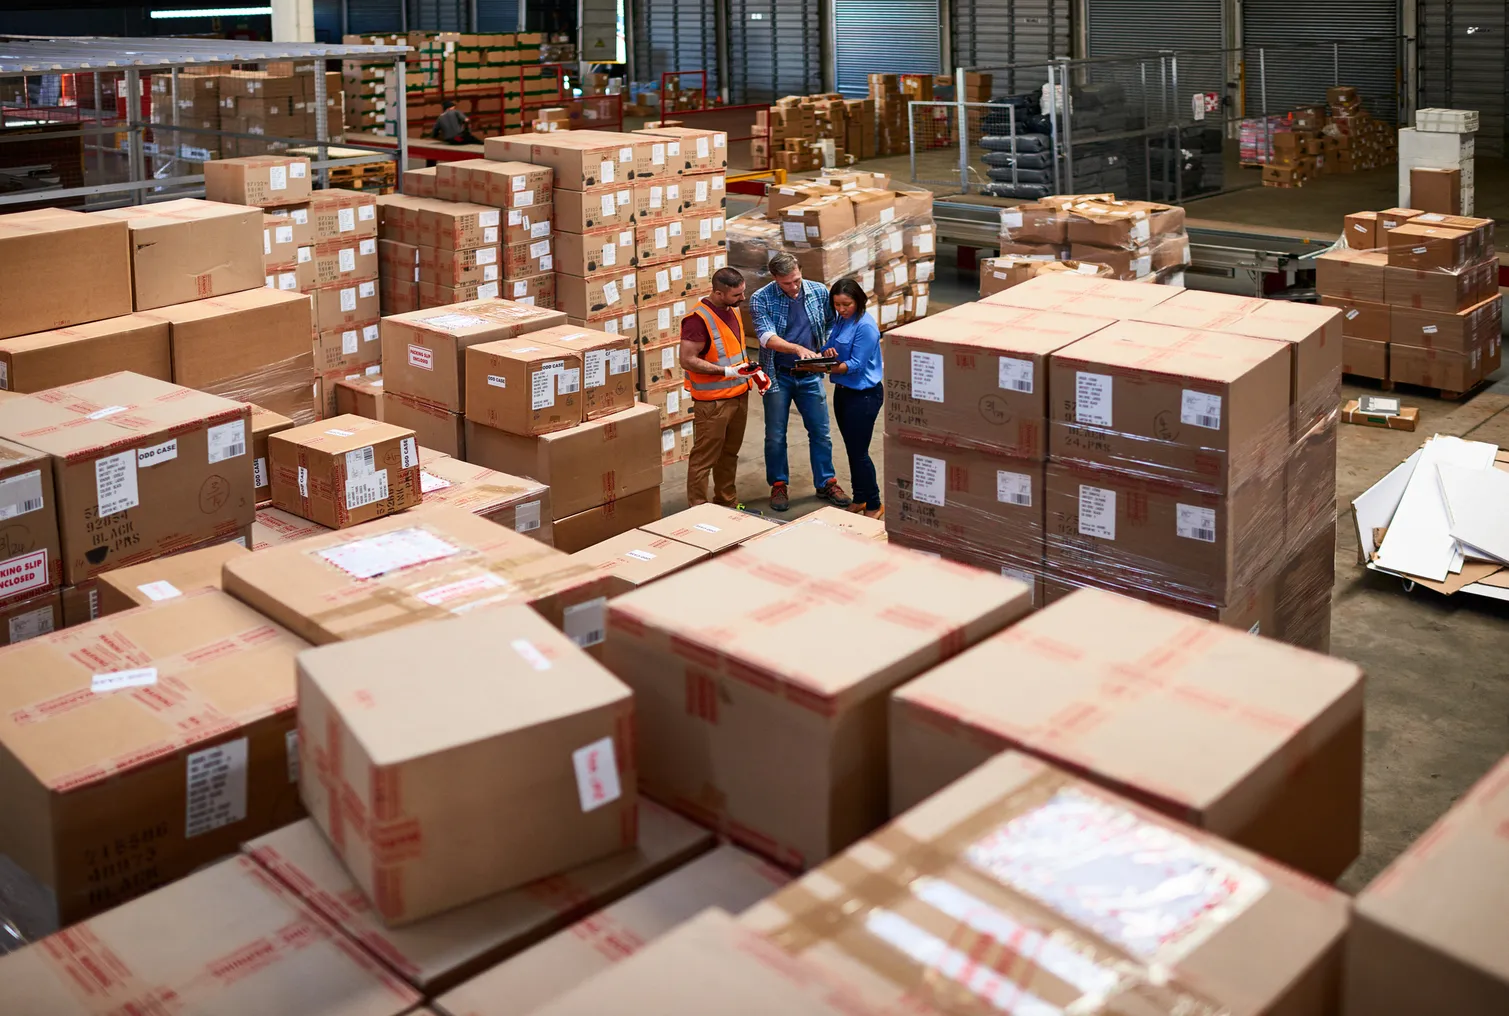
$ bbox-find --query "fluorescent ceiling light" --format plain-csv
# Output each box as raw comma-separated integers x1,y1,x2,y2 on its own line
149,6,274,18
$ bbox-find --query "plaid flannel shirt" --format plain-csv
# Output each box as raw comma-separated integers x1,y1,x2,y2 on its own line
750,278,834,377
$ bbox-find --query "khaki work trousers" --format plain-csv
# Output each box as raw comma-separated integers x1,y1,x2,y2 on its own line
686,392,749,507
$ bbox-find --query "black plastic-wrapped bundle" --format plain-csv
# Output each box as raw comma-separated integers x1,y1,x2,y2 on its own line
979,133,1052,154
978,181,1056,199
981,149,1055,170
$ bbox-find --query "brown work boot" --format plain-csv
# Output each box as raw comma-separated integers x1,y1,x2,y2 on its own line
770,481,790,512
816,479,852,507
863,505,885,519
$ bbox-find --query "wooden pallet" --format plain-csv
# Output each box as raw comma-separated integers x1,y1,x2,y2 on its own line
1344,373,1490,402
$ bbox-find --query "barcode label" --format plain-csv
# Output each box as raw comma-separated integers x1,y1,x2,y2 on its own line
564,597,607,648
1180,390,1222,430
996,470,1033,507
0,469,44,521
346,445,376,478
998,357,1034,394
1176,504,1217,543
206,421,246,463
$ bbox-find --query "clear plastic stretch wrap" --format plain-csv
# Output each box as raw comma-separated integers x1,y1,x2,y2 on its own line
205,352,319,426
726,173,937,335
998,195,1191,287
881,274,1340,652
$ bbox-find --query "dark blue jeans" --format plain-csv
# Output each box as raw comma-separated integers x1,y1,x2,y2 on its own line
763,371,835,489
833,383,883,510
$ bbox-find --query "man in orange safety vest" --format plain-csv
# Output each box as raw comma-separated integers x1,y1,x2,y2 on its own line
680,267,757,508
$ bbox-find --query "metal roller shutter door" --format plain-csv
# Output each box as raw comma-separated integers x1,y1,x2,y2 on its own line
1417,0,1504,156
833,0,941,98
728,0,822,104
1243,0,1400,122
632,0,718,86
476,0,522,31
952,0,1070,96
407,0,467,30
313,0,343,41
1085,0,1225,101
347,0,405,34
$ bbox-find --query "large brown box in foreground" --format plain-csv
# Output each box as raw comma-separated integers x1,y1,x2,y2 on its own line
740,751,1351,1016
885,439,1045,564
0,209,132,340
890,586,1365,880
1346,752,1509,1014
0,373,254,584
0,855,421,1015
570,529,710,599
268,415,422,529
0,589,307,927
604,525,1032,869
297,605,637,926
0,313,171,393
245,801,715,995
91,198,263,311
223,505,614,648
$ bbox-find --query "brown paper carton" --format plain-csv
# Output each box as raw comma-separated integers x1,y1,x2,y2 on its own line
551,486,662,554
250,403,294,502
1383,258,1497,312
1341,335,1389,379
251,504,331,550
891,586,1364,878
296,604,636,925
604,525,1032,868
639,503,777,554
0,589,308,926
436,845,788,1014
383,390,464,459
0,373,254,584
223,505,615,648
334,374,386,422
740,751,1351,1016
310,235,379,287
633,125,729,172
0,209,132,339
554,268,639,324
94,540,249,616
555,185,636,231
0,314,171,393
308,188,379,240
244,801,714,994
0,587,61,645
465,402,661,519
464,338,584,436
418,456,551,540
0,436,59,604
485,132,662,189
90,198,263,311
310,279,381,330
1386,223,1472,271
1390,339,1482,392
553,227,637,276
1315,248,1388,303
418,243,503,287
885,439,1044,564
0,855,421,1014
1322,296,1392,343
203,155,313,207
417,201,503,251
532,325,636,421
455,159,554,208
570,530,709,598
269,415,421,529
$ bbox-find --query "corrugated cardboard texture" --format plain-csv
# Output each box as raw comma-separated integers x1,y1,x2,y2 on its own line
95,540,249,616
0,588,61,647
0,589,307,925
383,391,463,459
742,751,1351,1016
268,415,422,529
0,209,132,340
251,504,331,550
0,856,421,1015
983,269,1181,318
0,314,171,393
639,503,778,554
437,845,790,1015
246,801,713,994
550,486,661,554
418,456,552,541
464,338,584,436
891,586,1364,880
605,525,1032,868
90,198,264,311
570,529,709,598
746,506,888,545
296,605,637,925
250,403,294,503
531,325,637,421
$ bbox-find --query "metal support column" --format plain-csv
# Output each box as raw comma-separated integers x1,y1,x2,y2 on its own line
1333,42,1340,86
92,72,105,179
1047,62,1060,194
314,59,330,189
714,0,731,104
395,59,409,179
1058,58,1074,192
124,68,145,193
1171,54,1181,206
955,66,968,193
170,66,180,165
1260,48,1269,162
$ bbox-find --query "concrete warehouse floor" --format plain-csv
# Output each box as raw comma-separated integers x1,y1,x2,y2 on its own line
668,249,1509,895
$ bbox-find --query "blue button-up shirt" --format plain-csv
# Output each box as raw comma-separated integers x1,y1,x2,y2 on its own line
827,312,884,390
750,277,834,376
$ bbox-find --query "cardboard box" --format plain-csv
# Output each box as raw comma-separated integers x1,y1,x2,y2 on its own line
94,539,248,615
636,297,688,347
636,339,683,389
418,455,550,538
1410,166,1462,215
0,209,132,339
404,166,438,197
1342,335,1389,379
633,125,728,172
639,504,777,554
1322,296,1391,342
553,227,636,277
882,302,1115,459
0,374,253,584
452,159,554,209
223,505,614,647
384,389,465,459
885,440,1044,564
310,235,379,287
313,320,382,379
740,751,1351,1015
0,587,61,645
1343,210,1378,249
0,589,308,925
419,279,503,308
1347,753,1509,1014
465,402,661,519
502,237,555,279
747,504,888,546
1386,223,1472,271
244,802,715,995
498,271,556,308
780,197,856,248
308,188,379,240
1383,259,1497,311
310,279,381,330
1389,338,1482,391
251,504,331,550
381,299,567,413
269,415,421,529
485,132,662,189
436,846,786,1014
634,217,690,264
554,268,638,322
296,604,635,925
0,854,422,1014
146,287,316,424
604,525,1032,867
417,202,503,251
891,586,1364,878
0,313,170,394
570,529,709,598
334,374,386,422
982,270,1180,319
203,155,312,207
264,205,313,263
501,203,552,247
638,258,691,304
555,185,636,231
90,199,263,311
1390,295,1502,353
464,338,584,436
552,486,662,554
1342,398,1418,431
249,403,293,501
0,435,59,601
1315,249,1388,303
532,325,636,421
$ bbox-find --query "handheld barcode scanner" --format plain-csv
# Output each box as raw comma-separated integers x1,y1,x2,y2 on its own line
736,362,773,394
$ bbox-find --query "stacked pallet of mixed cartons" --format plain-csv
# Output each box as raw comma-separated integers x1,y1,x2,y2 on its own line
984,194,1192,291
1319,206,1500,392
753,93,874,171
881,271,1340,652
1257,86,1396,187
149,65,343,163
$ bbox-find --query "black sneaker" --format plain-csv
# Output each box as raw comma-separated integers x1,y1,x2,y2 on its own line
770,482,790,512
816,479,852,507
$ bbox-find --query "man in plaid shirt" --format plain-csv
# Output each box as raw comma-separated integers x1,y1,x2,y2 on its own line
749,253,852,512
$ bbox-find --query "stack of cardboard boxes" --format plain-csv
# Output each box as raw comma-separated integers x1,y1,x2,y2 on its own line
1320,206,1500,391
883,272,1340,651
1259,86,1396,187
871,73,909,156
1399,108,1478,216
994,194,1192,286
218,69,342,157
149,72,224,161
753,92,876,171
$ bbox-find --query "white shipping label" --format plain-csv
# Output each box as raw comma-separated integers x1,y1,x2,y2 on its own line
292,207,309,224
656,270,670,292
1177,504,1217,543
347,445,376,478
478,282,500,300
530,221,551,239
1180,390,1222,430
996,471,1032,507
408,344,435,370
600,159,614,183
696,256,710,278
782,221,807,244
514,500,541,533
912,454,946,506
662,429,676,453
483,227,500,244
337,207,355,233
651,143,666,165
880,207,896,224
541,255,553,271
207,420,246,462
693,522,721,534
851,248,869,271
339,287,357,312
1075,372,1113,427
910,351,945,402
557,368,581,395
625,548,656,562
700,219,712,240
345,470,390,510
657,308,672,330
655,226,669,249
297,247,312,263
359,281,376,298
478,209,500,227
92,667,158,694
617,189,631,206
358,205,375,222
278,273,298,291
185,738,248,839
483,265,499,282
1422,324,1438,335
619,147,633,163
0,469,44,521
602,280,621,305
698,137,711,157
564,596,608,647
475,246,498,265
511,175,527,192
338,248,356,273
285,729,299,783
585,350,607,388
95,451,139,518
918,233,935,253
609,349,633,375
1078,485,1116,540
998,357,1034,394
263,230,272,256
268,165,287,191
420,470,452,494
649,186,664,210
297,466,308,498
573,736,622,812
342,330,359,355
400,437,418,470
136,579,182,602
253,457,268,490
696,180,709,202
531,369,556,410
601,193,617,218
8,604,53,643
512,638,552,671
661,346,675,370
1001,209,1024,229
1346,309,1359,320
665,389,681,415
512,281,528,298
602,242,617,266
275,225,293,244
290,162,306,179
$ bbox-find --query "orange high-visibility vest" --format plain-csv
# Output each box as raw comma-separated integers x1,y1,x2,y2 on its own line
683,300,750,401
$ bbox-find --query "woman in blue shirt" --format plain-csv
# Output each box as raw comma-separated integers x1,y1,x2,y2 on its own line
821,278,885,518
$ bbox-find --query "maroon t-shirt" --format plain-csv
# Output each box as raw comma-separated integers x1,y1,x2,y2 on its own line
679,301,742,358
